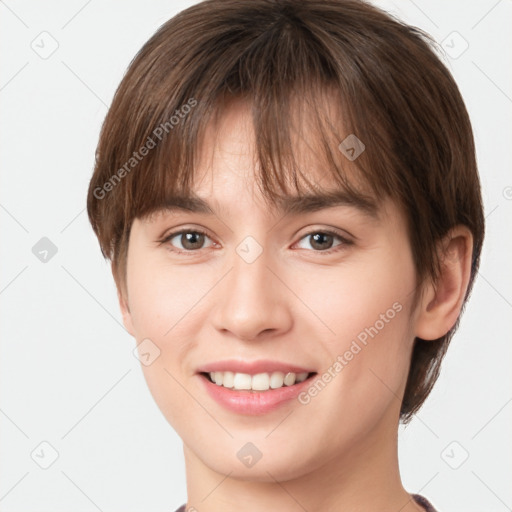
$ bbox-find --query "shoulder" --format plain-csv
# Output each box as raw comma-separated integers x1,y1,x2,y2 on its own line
175,497,437,512
412,493,439,512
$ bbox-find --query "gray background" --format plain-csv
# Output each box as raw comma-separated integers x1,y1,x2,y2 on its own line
0,0,511,510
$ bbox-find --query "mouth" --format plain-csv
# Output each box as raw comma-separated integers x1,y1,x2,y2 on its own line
197,369,318,415
199,370,318,392
195,359,319,414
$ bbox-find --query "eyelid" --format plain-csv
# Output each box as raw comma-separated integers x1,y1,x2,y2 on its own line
294,224,355,242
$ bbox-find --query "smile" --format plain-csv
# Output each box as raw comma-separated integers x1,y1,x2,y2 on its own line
198,370,318,415
202,370,315,391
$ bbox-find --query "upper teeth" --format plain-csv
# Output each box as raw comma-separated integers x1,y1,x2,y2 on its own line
208,371,309,391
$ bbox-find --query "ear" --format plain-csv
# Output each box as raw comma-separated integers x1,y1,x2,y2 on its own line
415,226,474,340
112,264,135,337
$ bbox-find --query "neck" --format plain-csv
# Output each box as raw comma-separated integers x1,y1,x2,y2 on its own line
182,409,424,512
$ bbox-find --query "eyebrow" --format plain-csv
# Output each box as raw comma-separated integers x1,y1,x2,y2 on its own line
156,190,379,219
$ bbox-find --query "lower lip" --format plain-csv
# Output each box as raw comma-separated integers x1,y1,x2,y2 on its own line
198,373,316,415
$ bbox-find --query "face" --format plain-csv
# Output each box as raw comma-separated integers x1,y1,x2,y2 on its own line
119,98,420,482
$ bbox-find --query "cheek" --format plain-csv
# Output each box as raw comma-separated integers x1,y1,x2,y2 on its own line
125,257,205,422
294,249,415,346
292,250,417,417
126,257,199,339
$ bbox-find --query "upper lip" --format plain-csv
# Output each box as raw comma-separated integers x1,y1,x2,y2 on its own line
197,359,315,375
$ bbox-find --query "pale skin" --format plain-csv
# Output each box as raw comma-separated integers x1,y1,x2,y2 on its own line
116,99,473,512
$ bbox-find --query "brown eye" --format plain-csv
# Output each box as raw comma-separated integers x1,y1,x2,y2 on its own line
295,229,352,254
163,229,214,253
179,232,206,250
308,232,335,250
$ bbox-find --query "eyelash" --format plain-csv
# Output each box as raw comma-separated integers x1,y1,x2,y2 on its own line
159,227,353,256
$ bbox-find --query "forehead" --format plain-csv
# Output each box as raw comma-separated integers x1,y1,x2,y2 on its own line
190,97,376,209
196,93,346,170
139,91,387,226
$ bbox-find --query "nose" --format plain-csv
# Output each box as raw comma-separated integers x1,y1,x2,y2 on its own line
211,242,293,341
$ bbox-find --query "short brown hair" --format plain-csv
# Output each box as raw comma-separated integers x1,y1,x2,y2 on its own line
87,0,485,423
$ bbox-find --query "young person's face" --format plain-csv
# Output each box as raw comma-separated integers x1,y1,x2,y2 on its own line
119,98,422,481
